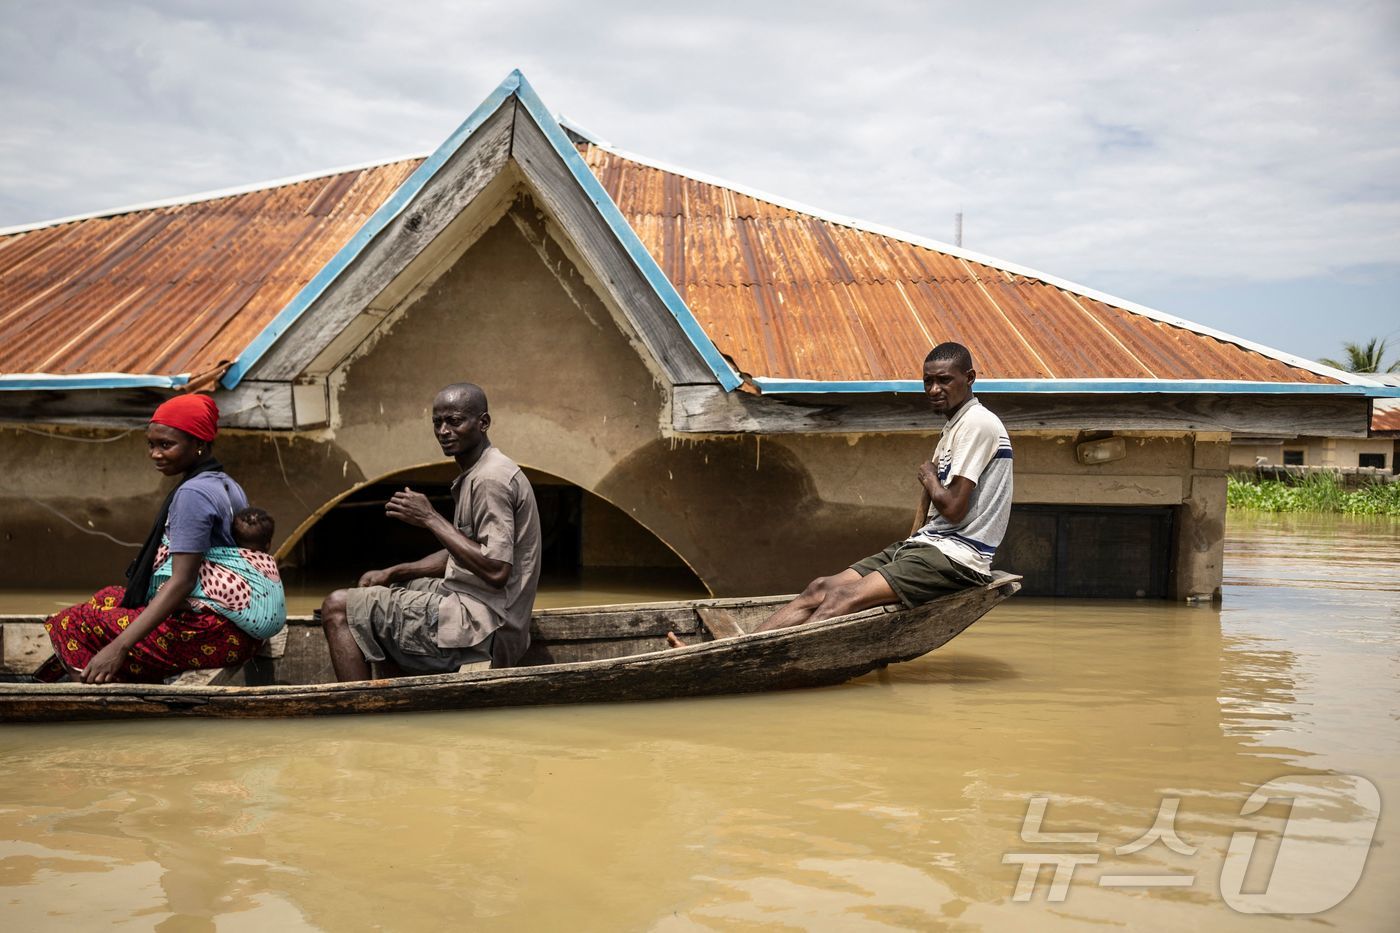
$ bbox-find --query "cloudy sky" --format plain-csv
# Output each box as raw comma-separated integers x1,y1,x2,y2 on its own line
2,0,1396,365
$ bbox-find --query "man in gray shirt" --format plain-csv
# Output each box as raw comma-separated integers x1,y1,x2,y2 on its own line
319,383,542,680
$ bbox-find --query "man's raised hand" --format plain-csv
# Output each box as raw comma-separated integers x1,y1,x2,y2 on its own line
385,487,437,528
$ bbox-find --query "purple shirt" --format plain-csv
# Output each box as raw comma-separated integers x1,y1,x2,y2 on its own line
165,472,249,553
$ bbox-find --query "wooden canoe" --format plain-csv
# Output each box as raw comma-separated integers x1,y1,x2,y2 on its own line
0,572,1020,722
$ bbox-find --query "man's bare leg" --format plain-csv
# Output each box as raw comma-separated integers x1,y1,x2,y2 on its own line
754,570,862,632
807,570,899,623
753,568,890,633
666,570,898,646
666,572,857,647
320,589,372,682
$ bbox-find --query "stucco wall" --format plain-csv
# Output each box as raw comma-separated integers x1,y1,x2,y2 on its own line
0,425,365,590
1230,437,1393,470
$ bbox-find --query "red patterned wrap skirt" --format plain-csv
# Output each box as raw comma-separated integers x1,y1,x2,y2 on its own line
36,585,261,684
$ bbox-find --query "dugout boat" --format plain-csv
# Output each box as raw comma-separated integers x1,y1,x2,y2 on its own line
0,572,1020,722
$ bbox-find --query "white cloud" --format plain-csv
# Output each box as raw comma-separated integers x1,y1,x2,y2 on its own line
1,0,1396,354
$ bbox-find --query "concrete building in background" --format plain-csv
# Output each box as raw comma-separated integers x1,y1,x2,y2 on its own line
2,72,1396,602
1230,376,1400,474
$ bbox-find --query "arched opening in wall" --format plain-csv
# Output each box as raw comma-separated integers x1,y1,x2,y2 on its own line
279,463,706,610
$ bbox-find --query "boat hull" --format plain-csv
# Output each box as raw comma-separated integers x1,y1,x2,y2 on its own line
0,574,1019,722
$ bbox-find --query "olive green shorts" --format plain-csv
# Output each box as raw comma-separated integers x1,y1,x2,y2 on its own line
850,542,990,608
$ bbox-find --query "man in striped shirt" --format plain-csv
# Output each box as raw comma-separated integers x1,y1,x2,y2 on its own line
755,342,1013,631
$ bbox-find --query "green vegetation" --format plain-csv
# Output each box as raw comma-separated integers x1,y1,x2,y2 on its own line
1228,472,1400,516
1318,336,1400,374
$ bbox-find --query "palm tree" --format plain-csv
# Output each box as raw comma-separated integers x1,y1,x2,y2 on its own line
1319,337,1400,373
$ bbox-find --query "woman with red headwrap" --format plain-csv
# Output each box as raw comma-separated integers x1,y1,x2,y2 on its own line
34,395,280,684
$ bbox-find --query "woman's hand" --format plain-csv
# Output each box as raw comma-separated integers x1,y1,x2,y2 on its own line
82,553,200,685
82,642,130,684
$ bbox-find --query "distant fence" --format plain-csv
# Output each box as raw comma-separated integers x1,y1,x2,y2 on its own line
1229,464,1398,488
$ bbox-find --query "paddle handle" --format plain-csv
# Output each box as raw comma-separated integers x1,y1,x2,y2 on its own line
910,490,931,536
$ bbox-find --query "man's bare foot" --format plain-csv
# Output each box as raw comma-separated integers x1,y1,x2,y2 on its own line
665,631,686,649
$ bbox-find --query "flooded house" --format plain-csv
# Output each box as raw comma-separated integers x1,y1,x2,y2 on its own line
1230,375,1400,474
1375,397,1400,468
2,71,1394,603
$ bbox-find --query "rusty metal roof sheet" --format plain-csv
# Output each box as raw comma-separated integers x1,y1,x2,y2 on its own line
0,123,1356,392
0,159,422,388
580,144,1341,386
1373,400,1400,434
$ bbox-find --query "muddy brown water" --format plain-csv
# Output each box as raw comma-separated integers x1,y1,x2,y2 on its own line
1,515,1396,930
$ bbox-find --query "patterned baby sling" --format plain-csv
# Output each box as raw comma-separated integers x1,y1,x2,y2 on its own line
150,541,287,640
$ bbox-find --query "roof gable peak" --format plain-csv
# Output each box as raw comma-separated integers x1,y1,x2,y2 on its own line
222,69,739,393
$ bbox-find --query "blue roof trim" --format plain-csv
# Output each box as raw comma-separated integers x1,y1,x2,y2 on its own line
751,377,1400,398
219,72,524,389
510,75,741,391
219,69,738,392
0,373,190,391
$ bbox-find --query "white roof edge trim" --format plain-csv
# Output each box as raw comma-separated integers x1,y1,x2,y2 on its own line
587,141,1377,389
0,371,186,380
0,372,191,389
556,114,611,148
0,152,433,237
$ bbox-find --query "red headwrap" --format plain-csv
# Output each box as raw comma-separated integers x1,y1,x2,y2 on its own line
150,394,220,441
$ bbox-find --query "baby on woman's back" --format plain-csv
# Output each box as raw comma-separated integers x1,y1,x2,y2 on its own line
231,506,275,554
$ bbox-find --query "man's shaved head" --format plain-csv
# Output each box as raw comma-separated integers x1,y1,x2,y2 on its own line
925,342,975,373
436,383,488,414
432,383,491,463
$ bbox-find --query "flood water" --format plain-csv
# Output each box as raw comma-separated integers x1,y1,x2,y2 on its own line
2,514,1397,930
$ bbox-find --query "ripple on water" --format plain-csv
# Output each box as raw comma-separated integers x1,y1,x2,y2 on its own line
0,513,1397,930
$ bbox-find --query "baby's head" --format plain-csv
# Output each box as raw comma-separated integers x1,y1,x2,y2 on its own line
232,506,275,553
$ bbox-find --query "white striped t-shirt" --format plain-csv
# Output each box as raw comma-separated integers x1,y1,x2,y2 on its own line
907,397,1013,576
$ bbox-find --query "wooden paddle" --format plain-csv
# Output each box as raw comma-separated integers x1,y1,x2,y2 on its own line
911,489,932,536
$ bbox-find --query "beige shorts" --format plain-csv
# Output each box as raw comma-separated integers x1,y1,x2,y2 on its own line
345,578,493,674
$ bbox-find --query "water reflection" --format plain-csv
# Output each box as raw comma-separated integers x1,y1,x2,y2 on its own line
2,514,1396,929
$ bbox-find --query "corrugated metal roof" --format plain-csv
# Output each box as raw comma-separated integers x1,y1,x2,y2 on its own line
1373,400,1400,434
0,127,1346,390
580,145,1338,386
0,159,422,388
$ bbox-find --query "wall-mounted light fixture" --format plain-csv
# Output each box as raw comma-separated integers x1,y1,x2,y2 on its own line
1076,435,1126,465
